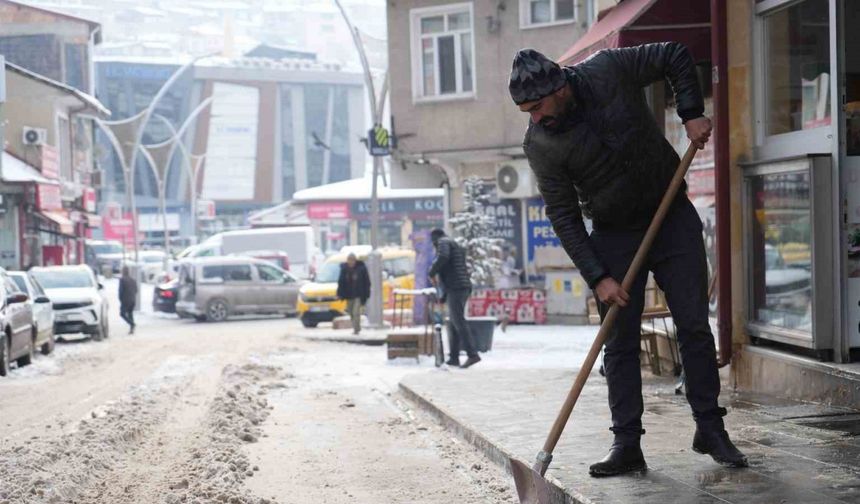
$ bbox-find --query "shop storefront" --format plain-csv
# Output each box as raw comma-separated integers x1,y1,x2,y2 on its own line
736,0,857,362
328,197,444,251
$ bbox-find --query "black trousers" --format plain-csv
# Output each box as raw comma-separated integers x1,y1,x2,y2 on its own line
591,197,723,445
446,288,478,359
120,303,135,328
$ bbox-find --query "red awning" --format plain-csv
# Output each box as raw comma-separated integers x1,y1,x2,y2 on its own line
558,0,710,66
38,211,75,236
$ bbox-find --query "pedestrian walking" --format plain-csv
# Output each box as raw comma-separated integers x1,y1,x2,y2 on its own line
118,266,137,334
509,44,747,477
336,253,370,335
428,229,480,369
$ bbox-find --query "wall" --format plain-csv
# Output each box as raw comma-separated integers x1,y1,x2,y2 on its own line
727,0,754,370
387,0,589,156
3,69,66,165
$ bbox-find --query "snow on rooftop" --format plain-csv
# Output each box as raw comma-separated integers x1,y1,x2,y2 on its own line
291,176,442,202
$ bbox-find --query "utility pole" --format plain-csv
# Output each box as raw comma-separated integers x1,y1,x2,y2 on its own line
334,0,389,328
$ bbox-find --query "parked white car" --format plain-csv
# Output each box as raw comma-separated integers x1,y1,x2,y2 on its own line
137,250,168,283
30,265,110,341
7,271,55,354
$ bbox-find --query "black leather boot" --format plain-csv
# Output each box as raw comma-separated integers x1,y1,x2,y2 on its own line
588,443,647,477
460,355,481,368
692,429,749,468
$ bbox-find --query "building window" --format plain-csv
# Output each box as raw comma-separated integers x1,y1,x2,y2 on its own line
410,3,475,101
758,0,830,138
748,170,812,332
520,0,575,28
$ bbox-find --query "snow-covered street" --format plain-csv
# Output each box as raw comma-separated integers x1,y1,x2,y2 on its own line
0,279,594,503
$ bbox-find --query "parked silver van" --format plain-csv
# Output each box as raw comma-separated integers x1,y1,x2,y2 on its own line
175,257,303,322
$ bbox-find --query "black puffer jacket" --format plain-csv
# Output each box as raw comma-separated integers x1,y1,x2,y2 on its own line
428,237,472,290
336,261,371,302
523,42,704,289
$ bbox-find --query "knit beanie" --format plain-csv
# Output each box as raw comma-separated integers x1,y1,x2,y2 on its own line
508,48,567,105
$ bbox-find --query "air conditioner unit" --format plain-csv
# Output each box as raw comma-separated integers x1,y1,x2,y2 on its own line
22,127,47,146
495,159,536,198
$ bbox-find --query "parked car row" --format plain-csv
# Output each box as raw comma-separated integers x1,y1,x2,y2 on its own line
0,265,110,376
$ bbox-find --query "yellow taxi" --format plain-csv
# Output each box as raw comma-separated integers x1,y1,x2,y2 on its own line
297,248,415,328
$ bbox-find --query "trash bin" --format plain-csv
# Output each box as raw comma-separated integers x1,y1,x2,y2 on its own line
467,317,495,352
447,317,496,353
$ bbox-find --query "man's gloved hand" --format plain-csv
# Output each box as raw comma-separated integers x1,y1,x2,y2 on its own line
595,277,630,308
685,116,712,150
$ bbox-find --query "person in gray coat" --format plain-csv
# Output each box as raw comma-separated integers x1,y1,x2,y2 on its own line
428,229,480,369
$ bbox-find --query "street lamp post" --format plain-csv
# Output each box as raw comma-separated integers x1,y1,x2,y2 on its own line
334,0,389,328
142,99,213,262
92,53,212,304
147,115,207,246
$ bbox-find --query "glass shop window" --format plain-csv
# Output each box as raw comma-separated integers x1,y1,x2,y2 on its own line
763,0,830,136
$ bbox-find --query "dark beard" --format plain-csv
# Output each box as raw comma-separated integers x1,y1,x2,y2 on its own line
539,96,578,133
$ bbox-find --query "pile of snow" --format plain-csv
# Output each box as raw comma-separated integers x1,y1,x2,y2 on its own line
162,363,284,504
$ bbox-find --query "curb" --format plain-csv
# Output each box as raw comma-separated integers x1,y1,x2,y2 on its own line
301,335,386,346
399,380,593,504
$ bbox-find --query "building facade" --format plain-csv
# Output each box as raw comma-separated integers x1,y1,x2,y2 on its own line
386,0,612,317
0,60,108,269
0,0,101,93
723,0,860,400
0,1,106,269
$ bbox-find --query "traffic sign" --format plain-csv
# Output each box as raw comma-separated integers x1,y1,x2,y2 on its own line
368,124,390,157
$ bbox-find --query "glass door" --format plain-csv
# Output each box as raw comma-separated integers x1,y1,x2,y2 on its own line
841,0,860,350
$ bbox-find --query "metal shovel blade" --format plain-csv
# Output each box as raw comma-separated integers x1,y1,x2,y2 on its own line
510,458,552,504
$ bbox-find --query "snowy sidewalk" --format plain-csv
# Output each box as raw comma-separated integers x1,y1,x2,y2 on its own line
400,350,860,503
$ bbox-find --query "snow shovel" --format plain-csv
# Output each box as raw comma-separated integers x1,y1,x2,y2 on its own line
510,143,699,503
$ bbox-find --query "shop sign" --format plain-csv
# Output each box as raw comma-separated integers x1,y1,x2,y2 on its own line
83,187,96,212
307,202,350,220
197,199,216,220
526,198,560,260
40,145,59,180
351,198,443,218
525,197,572,276
36,184,62,211
102,210,136,242
481,199,523,268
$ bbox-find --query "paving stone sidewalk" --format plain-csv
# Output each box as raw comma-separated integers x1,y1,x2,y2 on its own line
400,368,860,504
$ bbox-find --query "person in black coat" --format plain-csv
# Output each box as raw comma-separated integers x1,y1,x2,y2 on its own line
428,229,479,369
118,266,137,334
336,253,370,335
509,45,746,477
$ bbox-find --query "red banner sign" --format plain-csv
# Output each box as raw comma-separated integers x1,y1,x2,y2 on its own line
40,145,59,180
307,202,350,220
83,187,96,212
102,211,136,243
36,184,62,211
468,288,547,324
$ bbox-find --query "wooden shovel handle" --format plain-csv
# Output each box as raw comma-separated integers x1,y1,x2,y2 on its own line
537,143,699,471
